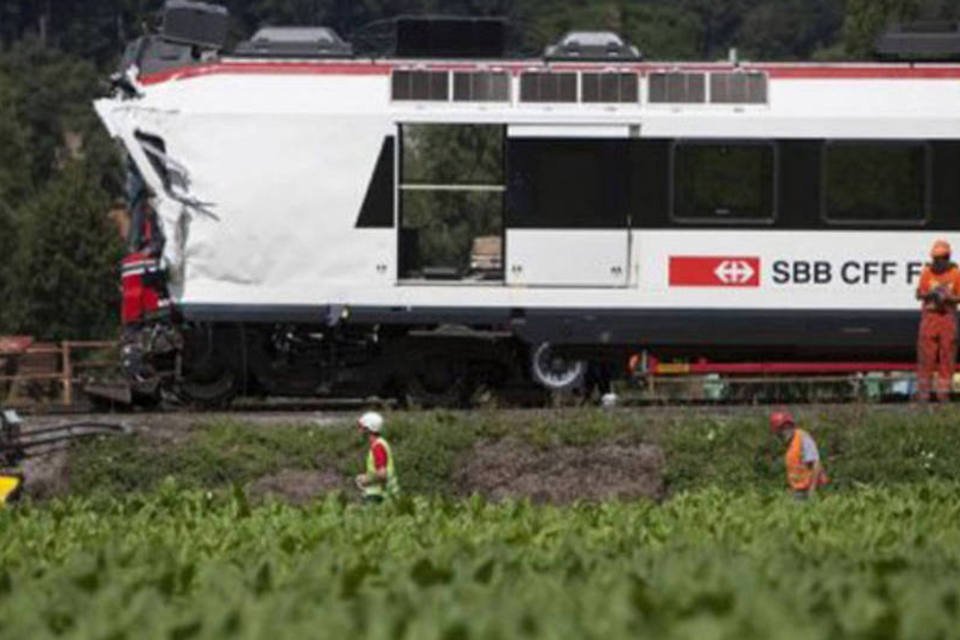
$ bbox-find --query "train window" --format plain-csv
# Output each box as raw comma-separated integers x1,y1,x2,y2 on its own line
519,72,577,102
581,72,639,103
506,139,627,229
356,137,395,228
392,70,449,101
401,124,504,185
671,142,776,222
399,125,505,281
824,142,929,224
453,71,510,102
648,72,706,103
710,72,767,104
400,190,503,280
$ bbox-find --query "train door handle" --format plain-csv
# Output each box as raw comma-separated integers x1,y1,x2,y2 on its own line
611,266,623,275
376,264,388,274
511,265,523,274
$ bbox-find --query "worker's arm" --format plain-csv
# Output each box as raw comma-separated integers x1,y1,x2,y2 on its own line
946,277,960,304
806,460,824,498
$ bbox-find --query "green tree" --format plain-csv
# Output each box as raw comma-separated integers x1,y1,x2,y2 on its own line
842,0,919,58
0,69,31,333
737,0,843,60
6,161,122,340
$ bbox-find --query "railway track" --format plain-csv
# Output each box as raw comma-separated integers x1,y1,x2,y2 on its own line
11,383,922,418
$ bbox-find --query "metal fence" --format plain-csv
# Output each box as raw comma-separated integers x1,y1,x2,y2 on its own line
0,341,119,408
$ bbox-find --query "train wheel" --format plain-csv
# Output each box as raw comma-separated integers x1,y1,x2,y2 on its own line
400,356,471,409
178,368,238,408
178,325,240,408
530,342,586,392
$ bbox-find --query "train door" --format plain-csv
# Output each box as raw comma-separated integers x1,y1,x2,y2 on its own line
396,124,506,283
504,134,630,287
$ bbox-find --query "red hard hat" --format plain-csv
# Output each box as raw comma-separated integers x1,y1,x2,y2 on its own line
769,411,795,434
931,240,952,259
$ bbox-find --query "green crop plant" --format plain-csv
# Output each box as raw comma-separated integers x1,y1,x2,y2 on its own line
0,481,958,639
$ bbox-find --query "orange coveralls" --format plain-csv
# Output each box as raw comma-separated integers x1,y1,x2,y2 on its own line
916,264,960,401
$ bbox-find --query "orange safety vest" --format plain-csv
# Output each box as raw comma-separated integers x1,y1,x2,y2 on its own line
918,264,960,312
785,429,828,492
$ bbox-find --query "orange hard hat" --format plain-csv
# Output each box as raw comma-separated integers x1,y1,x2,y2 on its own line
931,240,952,259
769,411,795,434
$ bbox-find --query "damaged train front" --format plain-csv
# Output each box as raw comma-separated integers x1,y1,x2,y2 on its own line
93,1,229,405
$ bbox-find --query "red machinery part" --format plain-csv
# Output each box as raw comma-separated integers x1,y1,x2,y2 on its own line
0,337,34,355
632,354,913,376
121,253,166,325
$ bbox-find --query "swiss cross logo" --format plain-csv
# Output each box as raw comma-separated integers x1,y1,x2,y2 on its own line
669,256,761,287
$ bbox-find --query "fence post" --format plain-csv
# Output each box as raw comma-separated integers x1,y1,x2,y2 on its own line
62,341,73,406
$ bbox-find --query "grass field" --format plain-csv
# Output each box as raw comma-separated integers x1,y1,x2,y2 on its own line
5,407,960,638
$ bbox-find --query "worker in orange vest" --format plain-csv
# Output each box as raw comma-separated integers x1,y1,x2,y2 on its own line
915,239,960,402
770,411,828,499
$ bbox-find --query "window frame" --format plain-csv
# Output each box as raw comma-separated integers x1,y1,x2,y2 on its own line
452,70,511,102
580,71,640,104
396,123,508,283
391,69,451,102
708,71,768,105
519,71,579,103
647,72,707,104
820,140,932,228
668,139,779,226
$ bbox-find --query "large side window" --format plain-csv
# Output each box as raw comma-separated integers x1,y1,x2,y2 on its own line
671,142,776,222
824,142,929,224
399,125,505,280
506,139,627,229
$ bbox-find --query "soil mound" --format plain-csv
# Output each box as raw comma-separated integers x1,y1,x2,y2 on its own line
457,439,665,504
249,469,346,505
23,449,70,500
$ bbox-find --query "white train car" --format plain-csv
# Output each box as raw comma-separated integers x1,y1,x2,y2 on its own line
95,4,960,403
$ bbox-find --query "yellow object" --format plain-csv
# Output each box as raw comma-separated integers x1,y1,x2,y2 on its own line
0,475,22,506
656,363,691,375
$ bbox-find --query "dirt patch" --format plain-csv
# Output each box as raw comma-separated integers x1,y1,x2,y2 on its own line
248,469,347,505
22,448,70,500
456,438,665,504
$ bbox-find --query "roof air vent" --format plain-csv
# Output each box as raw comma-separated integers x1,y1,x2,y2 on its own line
875,21,960,60
544,31,641,61
395,16,507,59
161,0,229,51
234,27,354,58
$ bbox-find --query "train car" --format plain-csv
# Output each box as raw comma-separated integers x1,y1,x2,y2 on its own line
95,2,960,405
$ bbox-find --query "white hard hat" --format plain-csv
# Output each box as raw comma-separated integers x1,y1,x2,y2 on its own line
357,411,384,433
601,393,619,408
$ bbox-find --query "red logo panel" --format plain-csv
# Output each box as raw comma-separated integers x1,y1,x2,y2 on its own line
669,256,761,287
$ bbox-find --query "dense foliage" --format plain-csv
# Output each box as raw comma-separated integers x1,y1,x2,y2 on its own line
0,0,957,338
0,482,958,638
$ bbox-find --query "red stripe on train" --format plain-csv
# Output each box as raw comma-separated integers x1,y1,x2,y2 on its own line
139,61,960,86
